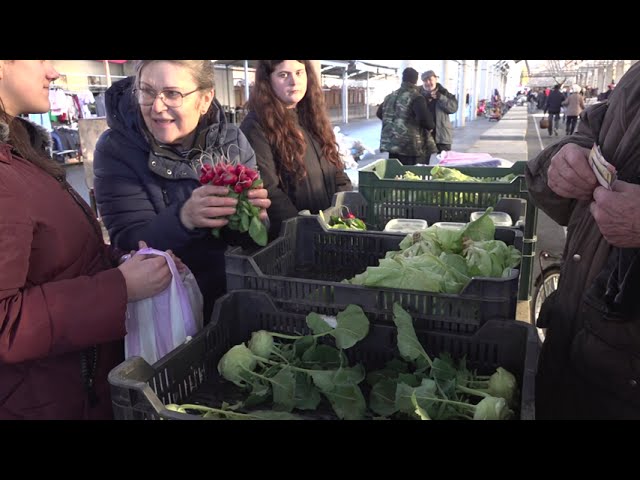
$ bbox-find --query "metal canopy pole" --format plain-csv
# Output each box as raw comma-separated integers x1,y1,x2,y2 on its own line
244,60,250,104
457,60,467,128
366,72,370,119
103,60,112,87
342,68,348,124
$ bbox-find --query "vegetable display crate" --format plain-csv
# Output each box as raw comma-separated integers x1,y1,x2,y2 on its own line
358,158,535,234
322,192,527,232
108,290,539,420
322,191,534,302
225,216,523,335
358,159,538,300
323,191,525,234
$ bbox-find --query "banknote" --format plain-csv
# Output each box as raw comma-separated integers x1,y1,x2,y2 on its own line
589,143,617,189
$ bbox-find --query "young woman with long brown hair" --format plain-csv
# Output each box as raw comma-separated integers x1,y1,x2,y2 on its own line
240,60,352,237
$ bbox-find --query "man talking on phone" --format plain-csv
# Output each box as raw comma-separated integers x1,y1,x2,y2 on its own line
419,70,458,153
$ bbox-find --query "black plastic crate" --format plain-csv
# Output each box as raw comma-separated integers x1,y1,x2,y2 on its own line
225,216,523,335
320,191,534,302
325,191,526,233
108,290,538,420
358,159,537,239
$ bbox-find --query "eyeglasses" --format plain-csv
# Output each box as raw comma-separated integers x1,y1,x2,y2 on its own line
134,87,201,107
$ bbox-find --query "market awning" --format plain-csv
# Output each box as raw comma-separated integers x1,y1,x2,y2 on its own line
321,60,397,80
212,60,260,69
211,60,398,80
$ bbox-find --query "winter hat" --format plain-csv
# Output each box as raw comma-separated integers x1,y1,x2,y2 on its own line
421,70,438,81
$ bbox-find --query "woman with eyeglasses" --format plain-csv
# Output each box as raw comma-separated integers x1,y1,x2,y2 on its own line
94,61,271,323
239,60,352,239
0,60,177,419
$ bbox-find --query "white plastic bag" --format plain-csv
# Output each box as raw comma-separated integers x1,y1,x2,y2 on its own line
124,248,203,365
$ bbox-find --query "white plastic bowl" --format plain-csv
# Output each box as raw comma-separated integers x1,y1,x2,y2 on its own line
470,211,513,227
383,218,428,234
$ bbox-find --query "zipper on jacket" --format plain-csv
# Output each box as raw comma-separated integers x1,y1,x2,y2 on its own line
161,188,170,205
57,176,104,408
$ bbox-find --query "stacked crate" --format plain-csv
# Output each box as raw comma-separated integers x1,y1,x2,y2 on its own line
108,290,539,420
356,159,538,301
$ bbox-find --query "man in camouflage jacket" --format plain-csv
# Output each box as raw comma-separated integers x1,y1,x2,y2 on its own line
376,67,435,165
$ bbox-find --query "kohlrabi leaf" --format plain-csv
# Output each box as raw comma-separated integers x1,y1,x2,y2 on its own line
370,379,399,417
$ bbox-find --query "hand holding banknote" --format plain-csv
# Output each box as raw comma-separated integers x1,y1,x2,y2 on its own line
547,143,598,200
588,143,618,190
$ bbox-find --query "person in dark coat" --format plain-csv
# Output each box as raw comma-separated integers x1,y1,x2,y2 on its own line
240,60,352,239
0,60,175,420
377,67,436,165
543,84,566,136
419,70,458,152
94,61,271,322
526,61,640,419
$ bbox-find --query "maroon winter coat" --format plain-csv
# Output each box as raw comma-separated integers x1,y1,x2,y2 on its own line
0,119,128,420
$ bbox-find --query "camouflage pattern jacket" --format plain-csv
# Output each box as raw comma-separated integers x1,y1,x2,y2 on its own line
379,82,427,157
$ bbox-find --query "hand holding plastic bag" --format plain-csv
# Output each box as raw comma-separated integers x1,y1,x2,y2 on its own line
124,248,203,365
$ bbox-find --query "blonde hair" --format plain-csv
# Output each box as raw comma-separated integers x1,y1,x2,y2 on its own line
134,60,215,90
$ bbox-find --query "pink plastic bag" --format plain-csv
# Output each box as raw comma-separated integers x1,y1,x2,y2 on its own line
437,151,502,167
124,248,203,365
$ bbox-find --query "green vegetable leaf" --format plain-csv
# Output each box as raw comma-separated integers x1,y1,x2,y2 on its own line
395,382,418,415
366,368,399,387
333,364,366,385
293,335,316,358
240,212,250,232
397,373,421,387
310,365,365,392
309,370,336,392
242,410,303,420
396,379,439,418
385,358,410,373
301,344,345,369
306,312,334,335
270,366,296,412
249,215,268,247
431,356,458,382
392,303,431,365
294,372,322,410
243,382,271,408
414,356,430,374
322,384,367,420
369,379,399,417
332,304,369,349
462,207,495,242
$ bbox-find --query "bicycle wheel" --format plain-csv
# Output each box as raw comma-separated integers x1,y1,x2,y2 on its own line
532,268,561,343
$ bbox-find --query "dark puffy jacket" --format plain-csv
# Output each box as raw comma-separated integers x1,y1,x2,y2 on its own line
93,76,256,320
